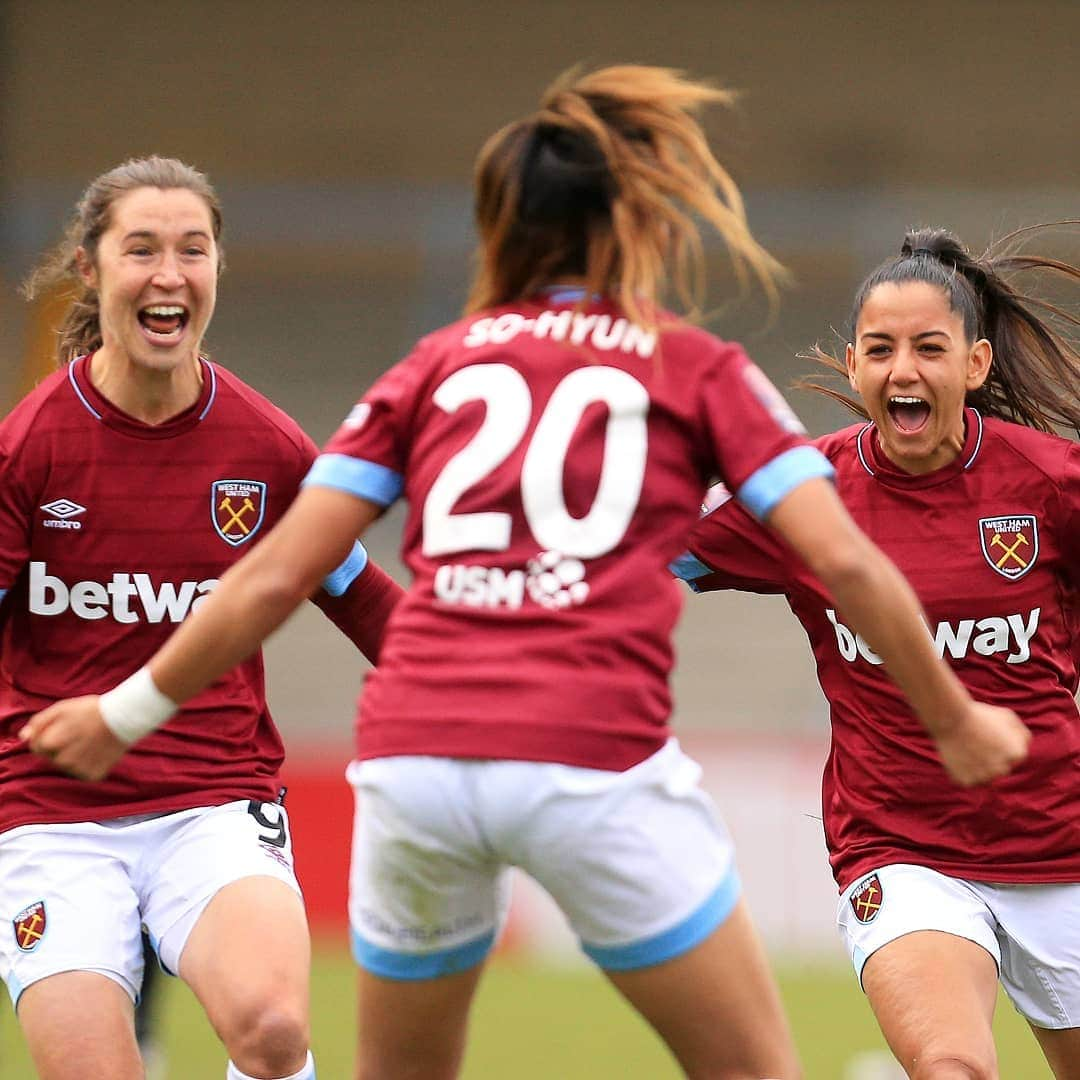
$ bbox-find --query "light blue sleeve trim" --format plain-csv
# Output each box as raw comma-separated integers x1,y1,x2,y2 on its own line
737,445,835,521
0,588,7,604
668,551,712,592
302,453,403,508
321,541,369,597
350,928,494,980
582,867,742,972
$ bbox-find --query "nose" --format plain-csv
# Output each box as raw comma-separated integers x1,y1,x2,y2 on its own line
888,343,919,385
151,251,185,289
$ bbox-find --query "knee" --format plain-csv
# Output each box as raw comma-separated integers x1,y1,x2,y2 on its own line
910,1051,996,1080
226,1002,309,1076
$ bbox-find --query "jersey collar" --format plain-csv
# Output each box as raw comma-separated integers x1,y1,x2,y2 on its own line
856,407,984,488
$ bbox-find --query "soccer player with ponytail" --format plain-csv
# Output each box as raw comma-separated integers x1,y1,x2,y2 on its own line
1,156,401,1080
678,226,1080,1077
29,77,1027,1078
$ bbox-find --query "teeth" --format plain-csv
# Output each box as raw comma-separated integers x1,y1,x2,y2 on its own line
143,305,185,316
889,396,926,405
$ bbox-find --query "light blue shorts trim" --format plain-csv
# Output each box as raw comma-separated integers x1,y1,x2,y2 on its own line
351,927,496,981
582,866,742,972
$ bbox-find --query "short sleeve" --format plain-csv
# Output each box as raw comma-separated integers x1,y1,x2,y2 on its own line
303,346,431,508
671,483,794,595
700,346,833,519
1058,442,1080,584
0,431,35,597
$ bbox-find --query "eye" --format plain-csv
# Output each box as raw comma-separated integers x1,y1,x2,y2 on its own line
127,245,153,257
865,345,890,357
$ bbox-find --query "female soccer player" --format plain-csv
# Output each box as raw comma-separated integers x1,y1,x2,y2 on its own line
25,74,1028,1079
0,157,401,1080
675,227,1080,1078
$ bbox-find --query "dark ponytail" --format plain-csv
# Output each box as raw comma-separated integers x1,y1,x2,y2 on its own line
801,224,1080,434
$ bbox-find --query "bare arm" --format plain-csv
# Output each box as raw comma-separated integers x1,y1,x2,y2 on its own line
767,477,1030,785
22,486,382,778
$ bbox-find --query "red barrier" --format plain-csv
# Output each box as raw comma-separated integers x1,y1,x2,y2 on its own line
282,743,354,937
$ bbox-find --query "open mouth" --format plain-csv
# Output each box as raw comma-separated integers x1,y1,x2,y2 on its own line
138,304,189,340
887,395,931,433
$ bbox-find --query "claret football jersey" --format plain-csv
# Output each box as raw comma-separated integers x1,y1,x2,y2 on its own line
678,409,1080,886
306,293,833,770
0,355,368,831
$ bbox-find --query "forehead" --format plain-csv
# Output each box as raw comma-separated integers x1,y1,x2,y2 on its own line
106,186,215,237
857,280,960,332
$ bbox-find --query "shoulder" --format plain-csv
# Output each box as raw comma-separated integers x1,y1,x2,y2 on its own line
0,366,73,458
813,423,867,465
979,415,1077,481
209,364,317,459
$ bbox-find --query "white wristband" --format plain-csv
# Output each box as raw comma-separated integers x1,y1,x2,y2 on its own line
99,667,178,744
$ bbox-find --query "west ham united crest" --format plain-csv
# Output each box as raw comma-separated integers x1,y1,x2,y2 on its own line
13,900,46,952
849,874,883,924
979,515,1038,580
212,480,267,547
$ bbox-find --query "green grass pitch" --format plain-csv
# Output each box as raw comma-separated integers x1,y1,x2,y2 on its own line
0,945,1050,1077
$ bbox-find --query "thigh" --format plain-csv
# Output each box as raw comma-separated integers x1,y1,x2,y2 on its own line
356,963,487,1080
0,824,144,1007
1030,1025,1080,1080
504,739,736,968
347,758,511,980
19,971,142,1080
838,865,1001,1075
605,897,799,1080
139,799,302,976
861,932,999,1077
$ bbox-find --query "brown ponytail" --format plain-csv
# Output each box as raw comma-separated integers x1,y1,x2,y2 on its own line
467,65,784,331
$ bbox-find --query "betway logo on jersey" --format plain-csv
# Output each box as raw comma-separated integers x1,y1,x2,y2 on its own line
826,607,1040,666
463,310,656,358
29,562,218,623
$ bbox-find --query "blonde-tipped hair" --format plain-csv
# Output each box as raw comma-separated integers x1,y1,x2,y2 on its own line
468,65,783,330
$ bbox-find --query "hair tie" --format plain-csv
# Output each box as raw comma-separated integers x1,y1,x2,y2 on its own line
910,247,936,258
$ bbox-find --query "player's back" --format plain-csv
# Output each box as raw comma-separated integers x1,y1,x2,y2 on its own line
323,291,808,771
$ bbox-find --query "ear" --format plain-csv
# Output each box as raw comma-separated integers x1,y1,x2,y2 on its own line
845,342,858,391
966,338,992,391
74,247,97,289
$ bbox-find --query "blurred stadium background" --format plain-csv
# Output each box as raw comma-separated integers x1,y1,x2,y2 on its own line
1,2,1075,1075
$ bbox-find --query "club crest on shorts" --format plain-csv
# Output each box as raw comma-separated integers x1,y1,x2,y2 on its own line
979,515,1038,580
212,480,267,547
12,900,47,952
849,874,883,924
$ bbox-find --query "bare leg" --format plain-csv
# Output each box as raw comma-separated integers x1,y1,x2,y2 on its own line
862,930,998,1079
604,897,800,1079
355,963,486,1080
180,876,311,1078
19,971,143,1080
1029,1026,1080,1080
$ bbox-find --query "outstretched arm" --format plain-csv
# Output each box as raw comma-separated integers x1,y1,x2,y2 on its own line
314,556,403,665
767,477,1030,786
22,486,381,779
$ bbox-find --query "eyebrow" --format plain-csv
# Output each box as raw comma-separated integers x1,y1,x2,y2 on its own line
121,229,213,242
859,329,952,342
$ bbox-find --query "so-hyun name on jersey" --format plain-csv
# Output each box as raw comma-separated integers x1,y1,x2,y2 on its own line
0,355,367,832
675,409,1080,887
304,292,833,771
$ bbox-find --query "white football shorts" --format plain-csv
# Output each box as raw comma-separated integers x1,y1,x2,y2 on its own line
838,862,1080,1029
347,737,741,980
0,799,300,1007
